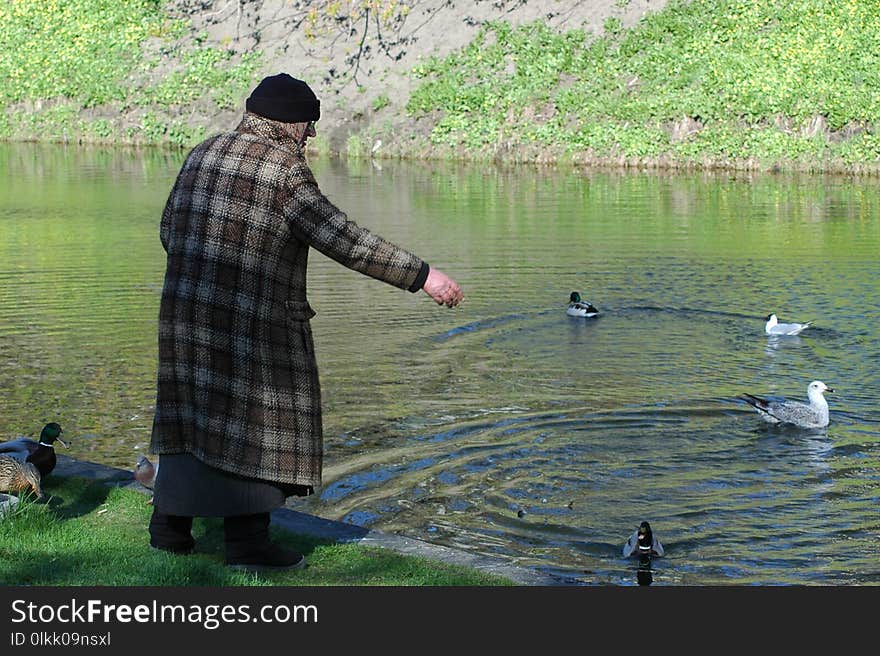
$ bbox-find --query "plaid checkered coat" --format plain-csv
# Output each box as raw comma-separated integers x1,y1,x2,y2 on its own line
150,113,428,487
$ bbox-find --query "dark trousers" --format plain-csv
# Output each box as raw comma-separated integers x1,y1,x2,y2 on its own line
149,507,272,558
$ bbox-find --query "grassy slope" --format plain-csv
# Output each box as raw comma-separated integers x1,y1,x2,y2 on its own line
0,0,260,147
0,477,513,586
407,0,880,170
0,1,878,169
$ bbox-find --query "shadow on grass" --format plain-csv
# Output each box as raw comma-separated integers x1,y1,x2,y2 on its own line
193,517,324,560
0,547,260,586
40,477,112,520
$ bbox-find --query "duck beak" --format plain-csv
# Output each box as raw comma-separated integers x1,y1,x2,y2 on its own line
57,433,69,448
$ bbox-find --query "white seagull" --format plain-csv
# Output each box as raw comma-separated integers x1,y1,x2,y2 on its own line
742,380,834,429
764,313,812,336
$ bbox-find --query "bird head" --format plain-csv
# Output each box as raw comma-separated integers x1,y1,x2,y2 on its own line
40,423,67,447
569,291,582,303
808,380,833,396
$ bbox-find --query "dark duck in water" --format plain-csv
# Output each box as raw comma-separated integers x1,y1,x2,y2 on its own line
566,291,599,318
623,521,665,558
0,422,67,478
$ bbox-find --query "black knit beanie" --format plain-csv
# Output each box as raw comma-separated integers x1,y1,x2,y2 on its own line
245,73,320,123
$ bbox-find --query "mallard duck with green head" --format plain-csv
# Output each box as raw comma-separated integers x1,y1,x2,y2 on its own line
0,422,66,477
0,456,42,498
566,291,599,318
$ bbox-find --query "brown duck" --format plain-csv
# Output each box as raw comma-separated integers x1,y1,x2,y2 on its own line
0,456,43,498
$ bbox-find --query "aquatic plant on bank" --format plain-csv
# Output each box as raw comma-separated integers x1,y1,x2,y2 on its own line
406,0,880,170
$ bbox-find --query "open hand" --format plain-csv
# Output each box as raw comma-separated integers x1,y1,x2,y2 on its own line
422,267,464,308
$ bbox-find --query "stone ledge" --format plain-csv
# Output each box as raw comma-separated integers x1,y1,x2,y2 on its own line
0,493,20,518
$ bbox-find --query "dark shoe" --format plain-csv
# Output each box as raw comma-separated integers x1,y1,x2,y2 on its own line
226,543,307,572
224,512,306,572
149,507,195,554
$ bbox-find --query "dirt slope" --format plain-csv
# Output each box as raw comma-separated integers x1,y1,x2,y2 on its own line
169,0,668,153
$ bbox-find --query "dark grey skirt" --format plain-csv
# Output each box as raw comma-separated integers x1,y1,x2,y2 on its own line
152,453,313,517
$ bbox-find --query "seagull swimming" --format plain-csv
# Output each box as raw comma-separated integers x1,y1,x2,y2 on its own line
742,380,834,429
765,313,812,336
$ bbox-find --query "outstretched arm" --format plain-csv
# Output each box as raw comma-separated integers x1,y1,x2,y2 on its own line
284,176,426,292
284,172,464,305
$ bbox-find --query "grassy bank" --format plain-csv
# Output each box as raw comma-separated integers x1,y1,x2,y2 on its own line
1,0,879,173
0,477,513,586
0,0,260,147
406,0,880,172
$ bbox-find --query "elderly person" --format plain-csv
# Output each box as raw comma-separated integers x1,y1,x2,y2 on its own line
149,73,463,572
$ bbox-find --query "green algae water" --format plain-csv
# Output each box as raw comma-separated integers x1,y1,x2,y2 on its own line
1,143,879,585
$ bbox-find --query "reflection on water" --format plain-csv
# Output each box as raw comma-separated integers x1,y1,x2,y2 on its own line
636,557,655,586
1,143,879,584
765,334,804,355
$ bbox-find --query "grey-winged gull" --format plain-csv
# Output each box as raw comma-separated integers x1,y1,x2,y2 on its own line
742,380,834,428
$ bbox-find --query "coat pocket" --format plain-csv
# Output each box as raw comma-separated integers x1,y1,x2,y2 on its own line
283,300,317,365
284,300,316,322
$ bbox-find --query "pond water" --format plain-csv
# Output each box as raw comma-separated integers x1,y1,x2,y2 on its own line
2,142,879,585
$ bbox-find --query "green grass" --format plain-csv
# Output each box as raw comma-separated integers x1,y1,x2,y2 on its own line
0,0,173,108
0,0,261,147
0,477,514,586
406,0,880,168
